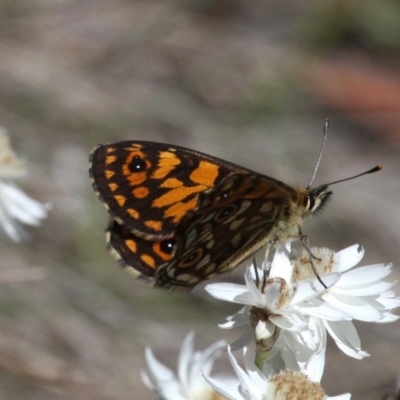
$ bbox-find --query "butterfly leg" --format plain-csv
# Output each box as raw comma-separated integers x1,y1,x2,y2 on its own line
252,254,260,288
253,256,269,293
298,230,327,289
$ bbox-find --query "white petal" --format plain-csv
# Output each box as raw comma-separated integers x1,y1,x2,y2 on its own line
255,320,275,341
299,300,352,321
362,296,399,313
323,292,381,321
205,283,250,303
177,332,195,389
334,280,394,297
269,246,293,281
0,204,22,241
376,297,400,311
270,312,307,331
244,267,264,304
0,182,49,223
140,369,157,391
324,321,369,359
302,347,326,382
328,394,351,400
336,264,392,288
227,348,263,398
292,273,340,304
335,244,364,271
378,312,400,323
219,307,250,329
0,181,49,241
144,347,175,381
243,347,270,386
204,375,241,400
195,339,226,377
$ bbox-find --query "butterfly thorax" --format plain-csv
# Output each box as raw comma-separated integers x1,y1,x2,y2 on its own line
272,185,328,242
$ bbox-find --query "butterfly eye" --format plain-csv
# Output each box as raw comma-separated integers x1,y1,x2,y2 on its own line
160,239,175,255
130,156,147,172
305,195,315,211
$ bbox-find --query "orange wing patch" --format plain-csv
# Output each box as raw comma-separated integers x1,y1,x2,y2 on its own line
133,186,149,198
109,183,118,192
127,172,147,186
144,220,163,232
127,208,140,219
164,197,198,223
141,254,156,268
114,195,126,206
152,185,207,208
152,151,181,179
190,161,219,186
161,178,183,188
105,170,115,179
125,239,137,253
106,155,117,165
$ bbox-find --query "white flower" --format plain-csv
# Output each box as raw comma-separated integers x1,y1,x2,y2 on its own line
204,346,351,400
293,245,400,359
0,128,49,241
141,332,228,400
205,246,339,369
206,244,400,366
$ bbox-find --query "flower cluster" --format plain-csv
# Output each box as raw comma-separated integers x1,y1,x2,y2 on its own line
143,244,399,399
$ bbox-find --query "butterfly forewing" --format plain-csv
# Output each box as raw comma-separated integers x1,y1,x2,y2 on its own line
90,141,252,240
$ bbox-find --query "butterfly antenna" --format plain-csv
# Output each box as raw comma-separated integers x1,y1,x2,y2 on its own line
307,119,329,189
318,165,382,189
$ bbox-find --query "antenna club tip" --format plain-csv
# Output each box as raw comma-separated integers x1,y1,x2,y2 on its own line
370,165,382,173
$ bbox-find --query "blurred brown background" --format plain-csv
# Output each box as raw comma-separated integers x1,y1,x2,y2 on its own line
0,1,400,399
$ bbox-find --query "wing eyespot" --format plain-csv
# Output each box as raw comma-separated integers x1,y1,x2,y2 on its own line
160,239,175,255
180,248,203,267
215,204,237,223
129,155,147,172
220,190,230,199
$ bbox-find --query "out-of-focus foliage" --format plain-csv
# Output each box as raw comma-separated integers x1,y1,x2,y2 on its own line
301,0,400,54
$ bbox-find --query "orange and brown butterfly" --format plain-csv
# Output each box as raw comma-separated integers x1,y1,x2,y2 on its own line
89,137,380,291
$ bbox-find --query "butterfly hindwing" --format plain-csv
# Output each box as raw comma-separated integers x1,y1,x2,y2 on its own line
90,141,252,240
107,219,175,280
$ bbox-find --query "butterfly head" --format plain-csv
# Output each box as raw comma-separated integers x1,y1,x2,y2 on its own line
303,164,382,216
304,184,332,215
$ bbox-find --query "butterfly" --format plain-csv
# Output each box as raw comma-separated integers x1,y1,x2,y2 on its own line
89,137,380,291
